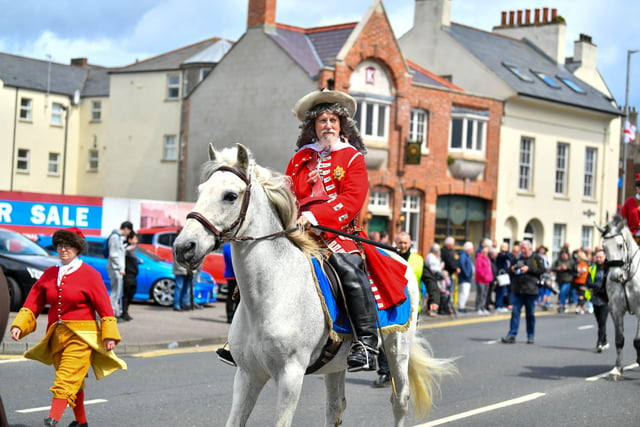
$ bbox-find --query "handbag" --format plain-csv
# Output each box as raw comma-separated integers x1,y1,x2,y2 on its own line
496,269,510,286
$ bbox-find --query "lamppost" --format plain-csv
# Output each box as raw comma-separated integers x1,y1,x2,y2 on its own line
61,105,69,195
621,49,638,203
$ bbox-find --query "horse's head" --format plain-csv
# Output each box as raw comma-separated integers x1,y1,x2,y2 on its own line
598,213,633,267
174,143,255,269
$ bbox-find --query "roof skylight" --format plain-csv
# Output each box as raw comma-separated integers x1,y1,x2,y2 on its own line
503,63,533,82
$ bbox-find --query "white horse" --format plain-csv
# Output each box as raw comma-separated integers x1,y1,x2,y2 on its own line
174,144,455,427
597,213,640,380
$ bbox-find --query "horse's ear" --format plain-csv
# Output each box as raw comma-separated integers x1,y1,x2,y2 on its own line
208,143,217,161
595,222,606,234
236,143,253,170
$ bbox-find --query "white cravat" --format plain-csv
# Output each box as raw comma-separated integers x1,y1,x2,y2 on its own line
57,258,83,285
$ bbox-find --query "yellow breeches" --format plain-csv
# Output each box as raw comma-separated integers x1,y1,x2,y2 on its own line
49,324,91,407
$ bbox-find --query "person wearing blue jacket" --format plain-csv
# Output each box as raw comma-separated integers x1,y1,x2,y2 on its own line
457,241,475,313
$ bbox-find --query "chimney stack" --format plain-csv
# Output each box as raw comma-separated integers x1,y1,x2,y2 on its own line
493,8,566,64
247,0,276,31
70,58,88,68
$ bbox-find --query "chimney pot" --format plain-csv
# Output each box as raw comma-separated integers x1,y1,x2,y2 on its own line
551,8,557,21
543,7,549,23
525,9,531,25
501,11,507,26
534,8,540,23
509,10,515,26
517,10,523,26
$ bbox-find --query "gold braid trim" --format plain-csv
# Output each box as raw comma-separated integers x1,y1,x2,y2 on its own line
306,255,347,343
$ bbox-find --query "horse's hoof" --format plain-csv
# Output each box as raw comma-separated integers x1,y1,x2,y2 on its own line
606,373,623,382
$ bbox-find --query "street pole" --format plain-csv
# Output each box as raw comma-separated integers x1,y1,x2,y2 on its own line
621,49,638,204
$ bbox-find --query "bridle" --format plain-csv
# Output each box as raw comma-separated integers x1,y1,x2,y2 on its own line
186,165,296,245
186,165,252,245
601,226,638,313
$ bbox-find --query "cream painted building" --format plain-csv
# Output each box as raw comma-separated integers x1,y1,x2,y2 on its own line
400,0,621,257
0,55,109,196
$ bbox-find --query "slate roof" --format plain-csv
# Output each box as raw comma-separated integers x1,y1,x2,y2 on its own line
268,23,453,91
111,38,228,73
446,23,620,116
0,52,109,98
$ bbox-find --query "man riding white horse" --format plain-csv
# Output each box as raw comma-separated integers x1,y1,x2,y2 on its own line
285,89,381,371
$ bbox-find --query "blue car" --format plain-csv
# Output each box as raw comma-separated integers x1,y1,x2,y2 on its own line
38,235,217,307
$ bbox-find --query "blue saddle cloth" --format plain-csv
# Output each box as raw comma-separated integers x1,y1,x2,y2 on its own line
311,256,411,335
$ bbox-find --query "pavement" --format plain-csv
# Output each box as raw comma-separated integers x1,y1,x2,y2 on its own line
1,301,232,355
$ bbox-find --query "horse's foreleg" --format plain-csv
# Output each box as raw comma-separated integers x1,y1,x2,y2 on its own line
273,366,306,427
226,369,268,427
607,311,625,381
324,370,346,427
634,317,640,365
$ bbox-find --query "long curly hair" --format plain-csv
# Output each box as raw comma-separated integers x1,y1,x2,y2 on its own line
295,103,366,154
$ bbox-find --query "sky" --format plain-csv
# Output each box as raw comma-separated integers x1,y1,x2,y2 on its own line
1,0,640,111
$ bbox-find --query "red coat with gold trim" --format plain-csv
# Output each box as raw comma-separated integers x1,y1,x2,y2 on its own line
621,196,640,236
286,142,408,308
286,142,367,253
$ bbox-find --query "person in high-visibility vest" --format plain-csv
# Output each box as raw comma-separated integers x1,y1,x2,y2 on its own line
585,249,610,353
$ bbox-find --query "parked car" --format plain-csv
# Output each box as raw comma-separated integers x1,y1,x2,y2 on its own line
136,226,229,297
0,228,58,311
38,235,217,307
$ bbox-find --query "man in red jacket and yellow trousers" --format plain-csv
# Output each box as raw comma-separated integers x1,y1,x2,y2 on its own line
10,227,126,427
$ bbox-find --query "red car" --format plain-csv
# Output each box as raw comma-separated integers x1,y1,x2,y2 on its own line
137,226,228,296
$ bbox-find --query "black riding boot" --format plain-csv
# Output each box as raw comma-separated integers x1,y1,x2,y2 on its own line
329,253,378,372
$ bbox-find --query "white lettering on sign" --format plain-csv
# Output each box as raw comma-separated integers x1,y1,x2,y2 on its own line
30,205,90,227
0,203,12,222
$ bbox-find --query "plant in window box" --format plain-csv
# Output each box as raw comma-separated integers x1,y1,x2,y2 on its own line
447,152,486,181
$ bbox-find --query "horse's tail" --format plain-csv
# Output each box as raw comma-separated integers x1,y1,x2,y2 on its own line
408,337,457,420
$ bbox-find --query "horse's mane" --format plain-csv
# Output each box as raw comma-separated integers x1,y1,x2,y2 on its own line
200,149,323,259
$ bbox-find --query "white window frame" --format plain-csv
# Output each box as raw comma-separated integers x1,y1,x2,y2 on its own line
16,148,30,173
581,226,594,250
449,111,487,154
552,223,566,263
91,101,102,122
47,152,60,176
401,193,422,247
354,99,389,141
51,103,64,126
19,98,32,121
167,75,180,100
409,108,428,153
369,190,390,210
583,147,597,199
163,135,178,161
555,143,569,195
519,137,534,192
87,149,99,172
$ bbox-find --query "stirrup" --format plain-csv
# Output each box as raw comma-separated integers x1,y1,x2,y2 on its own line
347,341,377,372
216,343,237,367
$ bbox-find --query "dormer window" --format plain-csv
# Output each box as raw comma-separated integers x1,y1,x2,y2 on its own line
503,63,533,82
531,70,561,88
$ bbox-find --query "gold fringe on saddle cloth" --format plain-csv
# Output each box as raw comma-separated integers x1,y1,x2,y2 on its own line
306,255,413,343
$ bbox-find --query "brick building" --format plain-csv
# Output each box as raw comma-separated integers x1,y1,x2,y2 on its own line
183,0,502,252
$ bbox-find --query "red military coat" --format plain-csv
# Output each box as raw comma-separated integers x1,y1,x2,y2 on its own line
286,142,367,253
286,142,408,308
621,196,640,236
